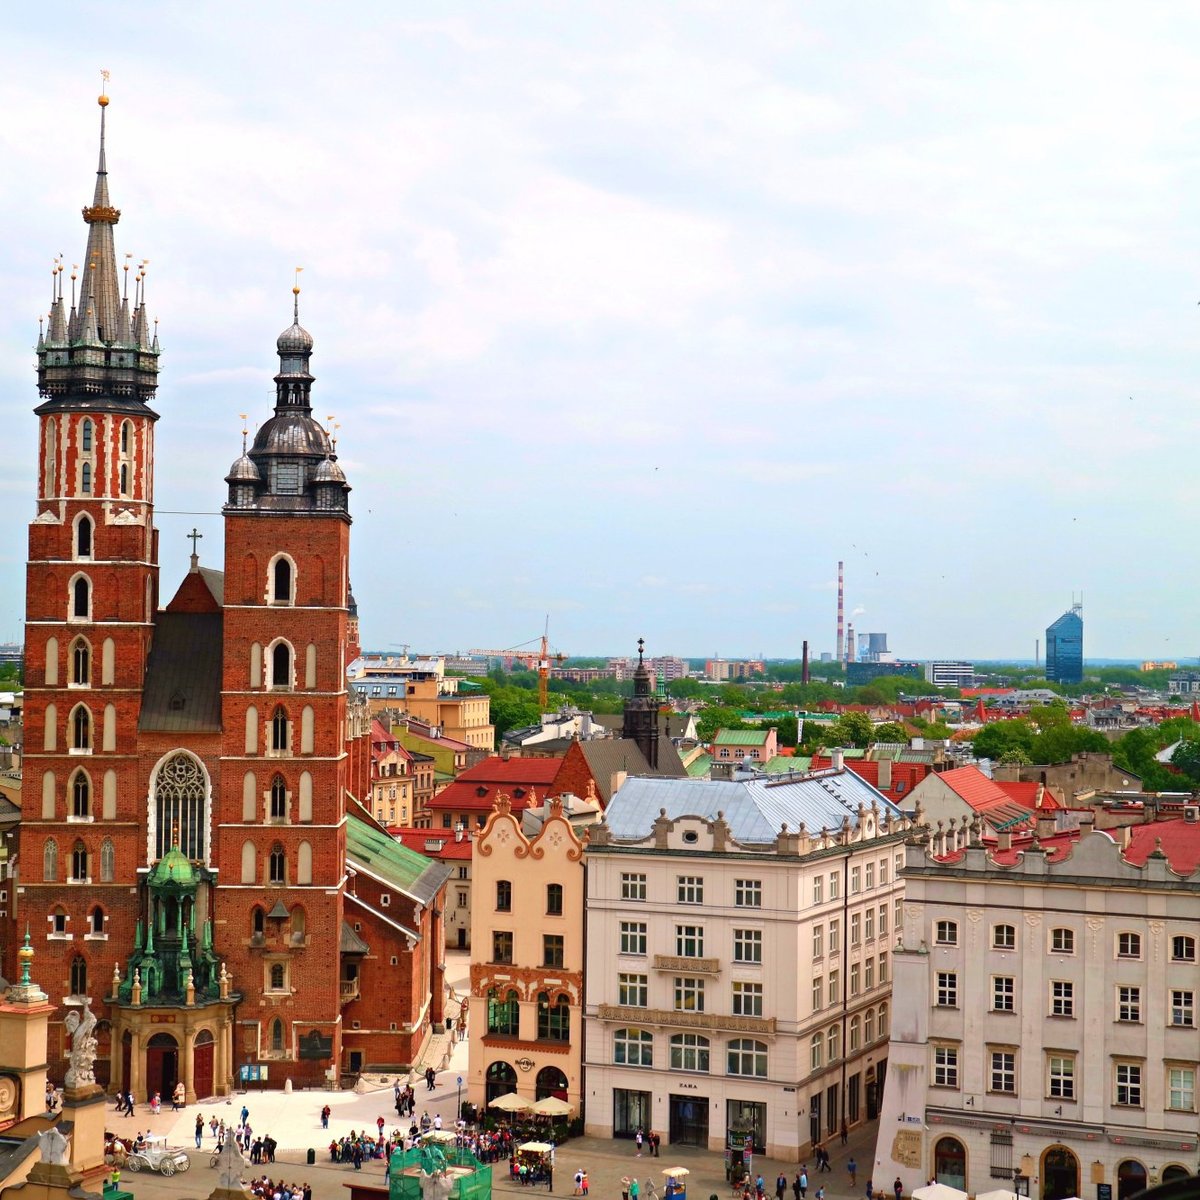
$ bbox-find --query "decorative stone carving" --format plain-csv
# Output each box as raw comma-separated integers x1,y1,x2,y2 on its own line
63,1004,98,1089
37,1127,70,1165
215,1135,249,1191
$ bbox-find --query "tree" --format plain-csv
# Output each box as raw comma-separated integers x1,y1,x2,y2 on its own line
998,748,1032,765
972,719,1036,762
832,712,873,748
1168,739,1200,785
697,706,748,743
873,722,909,744
775,716,799,748
1030,724,1109,763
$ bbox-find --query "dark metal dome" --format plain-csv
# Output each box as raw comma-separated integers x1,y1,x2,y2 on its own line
250,411,331,458
277,318,313,355
225,452,261,483
314,456,347,483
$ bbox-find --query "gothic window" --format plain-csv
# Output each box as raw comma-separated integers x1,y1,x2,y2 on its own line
72,771,90,819
120,421,130,454
270,775,287,821
269,844,285,884
271,642,292,689
72,705,92,750
81,462,91,494
52,908,67,935
71,841,89,882
252,907,265,938
291,907,306,943
272,557,293,604
153,753,208,862
271,706,289,752
44,419,57,494
90,906,104,934
270,1018,284,1053
70,956,87,997
75,514,93,558
119,463,128,495
72,638,90,685
81,419,93,453
270,963,285,990
100,839,114,882
43,838,58,882
72,576,90,619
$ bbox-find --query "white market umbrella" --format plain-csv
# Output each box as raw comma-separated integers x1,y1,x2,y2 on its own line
974,1191,1019,1200
662,1169,690,1179
532,1096,572,1116
912,1185,968,1200
488,1093,533,1113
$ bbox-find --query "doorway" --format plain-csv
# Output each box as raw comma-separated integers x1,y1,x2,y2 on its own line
613,1089,651,1137
1117,1161,1146,1200
1040,1146,1079,1200
669,1095,709,1148
457,928,467,949
145,1032,179,1101
193,1030,215,1099
934,1137,967,1192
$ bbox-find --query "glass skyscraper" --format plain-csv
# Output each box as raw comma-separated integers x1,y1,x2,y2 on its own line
1046,605,1084,684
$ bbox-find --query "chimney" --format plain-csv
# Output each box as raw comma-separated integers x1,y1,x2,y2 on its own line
802,640,810,685
832,748,844,771
996,830,1012,853
877,758,892,791
455,822,465,843
1035,813,1056,840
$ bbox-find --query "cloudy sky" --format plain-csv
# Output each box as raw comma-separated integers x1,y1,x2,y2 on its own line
3,2,1199,661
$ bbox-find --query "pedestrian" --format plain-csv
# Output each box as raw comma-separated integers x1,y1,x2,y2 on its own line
893,1177,903,1200
866,1182,874,1200
124,1090,135,1116
241,1105,250,1125
630,1177,640,1200
173,1081,186,1111
110,1166,121,1192
635,1129,644,1157
776,1172,787,1200
840,1123,848,1147
622,1176,632,1200
650,1131,659,1158
815,1189,824,1200
195,1115,204,1148
792,1173,802,1200
582,1170,589,1195
377,1116,386,1140
425,1066,436,1092
848,1158,857,1187
799,1168,808,1200
210,1116,219,1140
574,1169,583,1195
321,1105,331,1130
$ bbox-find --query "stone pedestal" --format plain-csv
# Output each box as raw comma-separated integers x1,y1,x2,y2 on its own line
61,1083,109,1193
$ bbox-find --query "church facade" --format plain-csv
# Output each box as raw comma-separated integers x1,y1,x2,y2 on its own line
18,92,449,1098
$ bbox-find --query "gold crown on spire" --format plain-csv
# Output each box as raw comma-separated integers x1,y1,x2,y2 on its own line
99,68,110,107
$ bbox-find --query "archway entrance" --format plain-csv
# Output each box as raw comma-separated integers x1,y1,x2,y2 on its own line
535,1066,568,1101
485,1060,517,1105
934,1137,967,1192
146,1032,179,1102
1041,1146,1079,1200
194,1030,215,1100
1117,1160,1146,1200
1163,1166,1189,1185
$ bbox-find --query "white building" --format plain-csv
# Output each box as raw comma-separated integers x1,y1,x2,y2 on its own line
873,818,1200,1200
924,661,975,690
584,770,916,1160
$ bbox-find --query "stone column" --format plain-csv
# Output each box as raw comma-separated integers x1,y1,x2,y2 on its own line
129,1030,143,1101
183,1026,196,1104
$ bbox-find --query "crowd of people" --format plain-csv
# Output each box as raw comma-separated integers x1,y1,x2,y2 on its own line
247,1175,313,1200
328,1130,398,1167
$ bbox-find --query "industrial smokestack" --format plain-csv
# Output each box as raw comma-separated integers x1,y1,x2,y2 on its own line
836,560,845,664
846,621,856,663
802,640,810,684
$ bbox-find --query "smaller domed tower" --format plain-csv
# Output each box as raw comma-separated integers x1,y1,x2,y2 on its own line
622,638,660,769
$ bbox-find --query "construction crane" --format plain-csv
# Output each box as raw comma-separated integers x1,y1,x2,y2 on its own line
469,617,566,710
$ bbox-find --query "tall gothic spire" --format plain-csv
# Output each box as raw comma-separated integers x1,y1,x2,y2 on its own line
36,83,160,410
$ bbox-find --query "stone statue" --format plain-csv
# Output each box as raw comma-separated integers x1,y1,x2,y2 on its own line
63,1005,98,1089
418,1141,448,1177
215,1135,249,1191
37,1126,70,1165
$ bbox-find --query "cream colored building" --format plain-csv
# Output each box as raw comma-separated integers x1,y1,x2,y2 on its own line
873,819,1200,1200
404,677,495,751
467,794,584,1112
584,769,913,1160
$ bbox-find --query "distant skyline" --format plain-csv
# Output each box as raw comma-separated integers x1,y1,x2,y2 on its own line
4,3,1200,659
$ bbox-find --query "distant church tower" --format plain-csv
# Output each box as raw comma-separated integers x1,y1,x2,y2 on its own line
622,638,660,769
23,86,161,1039
214,282,353,1067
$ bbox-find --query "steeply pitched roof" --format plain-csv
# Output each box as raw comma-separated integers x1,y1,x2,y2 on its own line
593,712,695,739
604,769,902,845
139,612,223,733
345,810,452,906
712,729,771,746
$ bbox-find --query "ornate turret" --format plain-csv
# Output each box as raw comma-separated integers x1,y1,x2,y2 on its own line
622,637,660,769
225,281,351,515
35,87,160,414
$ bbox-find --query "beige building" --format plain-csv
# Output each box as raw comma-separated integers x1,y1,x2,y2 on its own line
873,818,1200,1199
467,794,585,1112
585,770,913,1160
403,677,495,751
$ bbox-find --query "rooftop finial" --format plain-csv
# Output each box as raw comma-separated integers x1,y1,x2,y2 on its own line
240,413,249,453
637,637,645,664
187,528,203,571
99,68,110,108
293,265,303,322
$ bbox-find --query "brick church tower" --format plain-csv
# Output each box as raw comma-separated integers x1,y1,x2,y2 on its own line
213,285,353,1077
22,87,161,1053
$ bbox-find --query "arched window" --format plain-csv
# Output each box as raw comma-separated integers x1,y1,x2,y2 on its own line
272,558,293,604
44,702,57,751
1117,1161,1147,1200
270,776,287,820
935,1138,967,1191
42,770,55,819
271,643,291,689
70,956,87,997
269,844,285,884
614,1028,653,1067
727,1038,767,1077
72,771,90,819
43,838,58,882
103,770,117,819
537,991,570,1041
270,964,285,990
270,1018,284,1053
486,988,520,1036
297,841,312,884
827,1026,838,1061
76,514,93,558
252,907,265,937
72,576,90,619
102,638,115,684
864,1007,875,1044
72,705,91,750
669,1032,710,1072
81,462,92,494
535,1065,568,1102
45,636,59,686
245,705,258,755
81,419,93,452
100,838,115,881
484,1060,517,1105
90,906,104,934
291,907,306,943
810,1034,823,1070
72,638,90,685
119,463,128,495
878,1002,889,1038
44,419,57,494
241,841,257,884
153,752,208,862
120,421,130,454
271,706,289,752
849,1015,861,1052
71,841,89,881
300,705,314,753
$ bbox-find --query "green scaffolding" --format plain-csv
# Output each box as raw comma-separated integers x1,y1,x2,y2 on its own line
388,1143,492,1200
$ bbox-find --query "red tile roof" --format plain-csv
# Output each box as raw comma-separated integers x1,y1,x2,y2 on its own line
1125,818,1200,874
428,755,564,813
389,827,475,860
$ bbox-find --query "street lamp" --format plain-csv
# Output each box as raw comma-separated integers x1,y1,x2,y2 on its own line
456,1074,463,1123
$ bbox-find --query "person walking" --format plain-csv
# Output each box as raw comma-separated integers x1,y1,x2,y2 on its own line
630,1177,640,1200
776,1172,787,1200
635,1129,644,1157
621,1176,632,1200
848,1158,857,1188
792,1173,802,1200
866,1182,874,1200
195,1115,204,1148
799,1168,808,1200
840,1123,848,1147
123,1090,135,1117
241,1104,250,1126
893,1178,903,1200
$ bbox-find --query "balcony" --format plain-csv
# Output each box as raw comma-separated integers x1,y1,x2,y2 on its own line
653,954,721,975
340,979,360,1005
597,1004,775,1036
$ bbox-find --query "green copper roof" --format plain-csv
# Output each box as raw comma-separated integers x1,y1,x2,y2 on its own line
346,810,451,906
147,843,197,888
764,755,810,774
712,729,772,746
685,753,713,777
